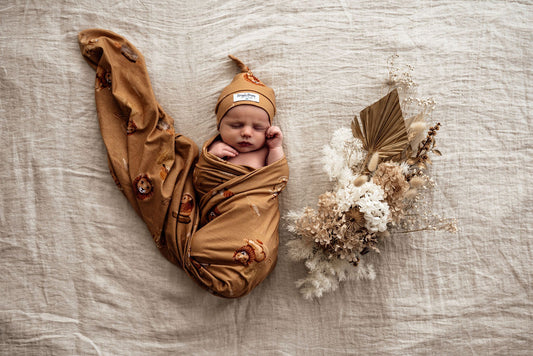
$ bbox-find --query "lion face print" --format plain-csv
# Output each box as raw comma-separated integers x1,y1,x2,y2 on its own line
95,67,111,91
233,239,266,266
133,174,154,200
178,193,194,224
243,72,265,86
126,119,137,135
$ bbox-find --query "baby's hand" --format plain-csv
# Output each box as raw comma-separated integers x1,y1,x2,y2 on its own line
208,140,239,159
266,126,283,149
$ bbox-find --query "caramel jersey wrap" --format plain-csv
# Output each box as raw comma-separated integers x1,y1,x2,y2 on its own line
78,29,289,298
189,136,289,296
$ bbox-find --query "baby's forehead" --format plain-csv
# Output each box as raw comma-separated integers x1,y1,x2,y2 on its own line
226,105,269,118
223,106,270,124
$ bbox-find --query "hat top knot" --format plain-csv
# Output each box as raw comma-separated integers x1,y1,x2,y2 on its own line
228,54,251,74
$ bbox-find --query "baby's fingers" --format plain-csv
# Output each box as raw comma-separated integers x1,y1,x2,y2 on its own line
266,126,283,139
223,147,239,157
266,126,279,137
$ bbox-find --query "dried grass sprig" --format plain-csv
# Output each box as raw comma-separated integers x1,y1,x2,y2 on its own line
407,122,441,170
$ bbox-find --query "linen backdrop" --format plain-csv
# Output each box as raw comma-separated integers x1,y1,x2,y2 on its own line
1,0,531,355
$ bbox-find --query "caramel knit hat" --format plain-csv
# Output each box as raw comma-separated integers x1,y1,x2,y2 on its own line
215,55,276,128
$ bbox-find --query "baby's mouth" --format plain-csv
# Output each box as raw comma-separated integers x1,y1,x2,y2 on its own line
238,142,252,147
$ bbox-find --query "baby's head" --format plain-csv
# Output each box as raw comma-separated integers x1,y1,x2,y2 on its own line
215,55,275,129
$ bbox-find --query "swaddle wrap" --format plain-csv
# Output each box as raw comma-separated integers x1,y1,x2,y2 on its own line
78,29,289,298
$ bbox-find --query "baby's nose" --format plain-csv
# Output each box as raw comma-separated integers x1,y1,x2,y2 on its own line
241,126,252,137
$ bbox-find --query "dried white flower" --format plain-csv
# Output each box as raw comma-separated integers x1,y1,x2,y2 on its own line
322,128,365,182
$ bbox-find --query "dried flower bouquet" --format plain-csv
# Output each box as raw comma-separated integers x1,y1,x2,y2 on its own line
287,65,455,299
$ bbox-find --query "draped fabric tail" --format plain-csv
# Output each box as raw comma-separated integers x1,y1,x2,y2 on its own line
78,29,199,267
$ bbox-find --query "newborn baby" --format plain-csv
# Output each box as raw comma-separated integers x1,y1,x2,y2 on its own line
208,105,284,169
208,55,284,169
188,55,290,296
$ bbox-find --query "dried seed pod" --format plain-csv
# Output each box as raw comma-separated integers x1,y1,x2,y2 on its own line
346,207,365,226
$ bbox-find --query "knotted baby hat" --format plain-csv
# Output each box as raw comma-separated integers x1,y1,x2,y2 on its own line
215,55,276,128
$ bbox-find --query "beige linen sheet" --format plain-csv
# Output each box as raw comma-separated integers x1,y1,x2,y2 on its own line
1,1,531,354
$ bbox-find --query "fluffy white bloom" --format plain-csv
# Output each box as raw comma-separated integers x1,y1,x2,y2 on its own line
359,197,390,232
334,181,390,232
334,184,360,212
357,182,390,232
322,128,365,182
322,145,345,182
336,167,357,189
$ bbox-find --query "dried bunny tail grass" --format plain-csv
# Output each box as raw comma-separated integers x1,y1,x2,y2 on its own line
367,152,380,172
404,188,418,200
408,176,426,188
408,121,428,149
353,175,368,187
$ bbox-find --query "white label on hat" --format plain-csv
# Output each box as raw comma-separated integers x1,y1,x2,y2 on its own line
233,92,260,103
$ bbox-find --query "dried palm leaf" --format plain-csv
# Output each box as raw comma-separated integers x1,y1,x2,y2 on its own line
351,89,409,162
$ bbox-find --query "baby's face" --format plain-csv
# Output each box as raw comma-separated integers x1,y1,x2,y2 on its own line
219,105,270,153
